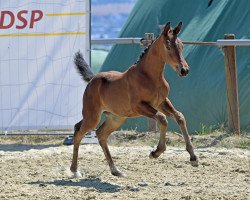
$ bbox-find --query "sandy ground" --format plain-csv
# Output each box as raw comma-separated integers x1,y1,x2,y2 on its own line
0,137,249,200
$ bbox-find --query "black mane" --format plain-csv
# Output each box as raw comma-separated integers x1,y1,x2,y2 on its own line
134,45,152,64
134,35,159,65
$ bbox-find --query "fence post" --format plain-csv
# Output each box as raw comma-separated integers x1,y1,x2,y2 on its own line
224,34,240,134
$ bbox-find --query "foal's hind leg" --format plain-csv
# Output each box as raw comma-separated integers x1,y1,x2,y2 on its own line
96,113,126,177
159,98,198,166
70,120,84,178
70,115,101,178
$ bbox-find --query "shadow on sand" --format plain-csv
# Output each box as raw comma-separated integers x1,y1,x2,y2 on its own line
29,178,121,193
0,144,60,152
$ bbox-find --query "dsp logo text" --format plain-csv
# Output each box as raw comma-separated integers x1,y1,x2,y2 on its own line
0,10,43,29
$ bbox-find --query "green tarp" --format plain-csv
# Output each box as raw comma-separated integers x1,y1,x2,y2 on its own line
101,0,250,133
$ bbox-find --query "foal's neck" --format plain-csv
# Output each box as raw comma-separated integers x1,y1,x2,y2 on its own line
136,40,166,81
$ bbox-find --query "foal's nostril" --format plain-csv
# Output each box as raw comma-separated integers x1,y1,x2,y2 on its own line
181,68,186,76
180,68,189,76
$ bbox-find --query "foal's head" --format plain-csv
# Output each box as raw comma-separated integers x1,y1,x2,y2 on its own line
159,22,189,77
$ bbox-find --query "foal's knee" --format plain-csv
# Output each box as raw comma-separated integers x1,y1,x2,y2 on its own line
175,112,186,126
156,113,168,127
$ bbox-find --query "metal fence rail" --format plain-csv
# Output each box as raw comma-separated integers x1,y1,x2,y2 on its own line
92,38,142,45
92,37,250,47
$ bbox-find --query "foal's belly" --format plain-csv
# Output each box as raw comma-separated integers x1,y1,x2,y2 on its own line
101,87,137,117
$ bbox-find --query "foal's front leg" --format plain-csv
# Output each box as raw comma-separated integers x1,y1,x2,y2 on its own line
158,98,198,166
149,113,168,159
135,102,168,158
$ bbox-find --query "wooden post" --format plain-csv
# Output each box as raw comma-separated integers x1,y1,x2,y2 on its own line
224,34,240,134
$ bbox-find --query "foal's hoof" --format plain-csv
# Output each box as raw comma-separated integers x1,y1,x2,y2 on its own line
190,156,199,167
149,151,160,159
111,168,125,177
72,171,82,178
191,160,199,167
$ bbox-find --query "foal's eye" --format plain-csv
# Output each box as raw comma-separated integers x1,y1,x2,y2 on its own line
166,40,171,50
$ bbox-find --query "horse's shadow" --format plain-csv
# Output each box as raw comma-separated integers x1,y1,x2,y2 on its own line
29,178,121,193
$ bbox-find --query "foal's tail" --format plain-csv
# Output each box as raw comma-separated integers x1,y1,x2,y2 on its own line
74,51,94,82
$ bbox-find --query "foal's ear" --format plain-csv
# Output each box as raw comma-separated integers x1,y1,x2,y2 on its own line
162,22,171,36
173,22,182,35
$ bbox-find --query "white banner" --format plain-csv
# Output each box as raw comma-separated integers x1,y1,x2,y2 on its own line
0,0,90,130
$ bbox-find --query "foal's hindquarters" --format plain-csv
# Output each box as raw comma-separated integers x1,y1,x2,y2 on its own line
70,76,129,177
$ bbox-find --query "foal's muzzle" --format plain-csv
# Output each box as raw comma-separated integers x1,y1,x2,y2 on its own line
177,65,189,77
180,67,189,76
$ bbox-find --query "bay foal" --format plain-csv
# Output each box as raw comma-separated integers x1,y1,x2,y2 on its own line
71,22,198,178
